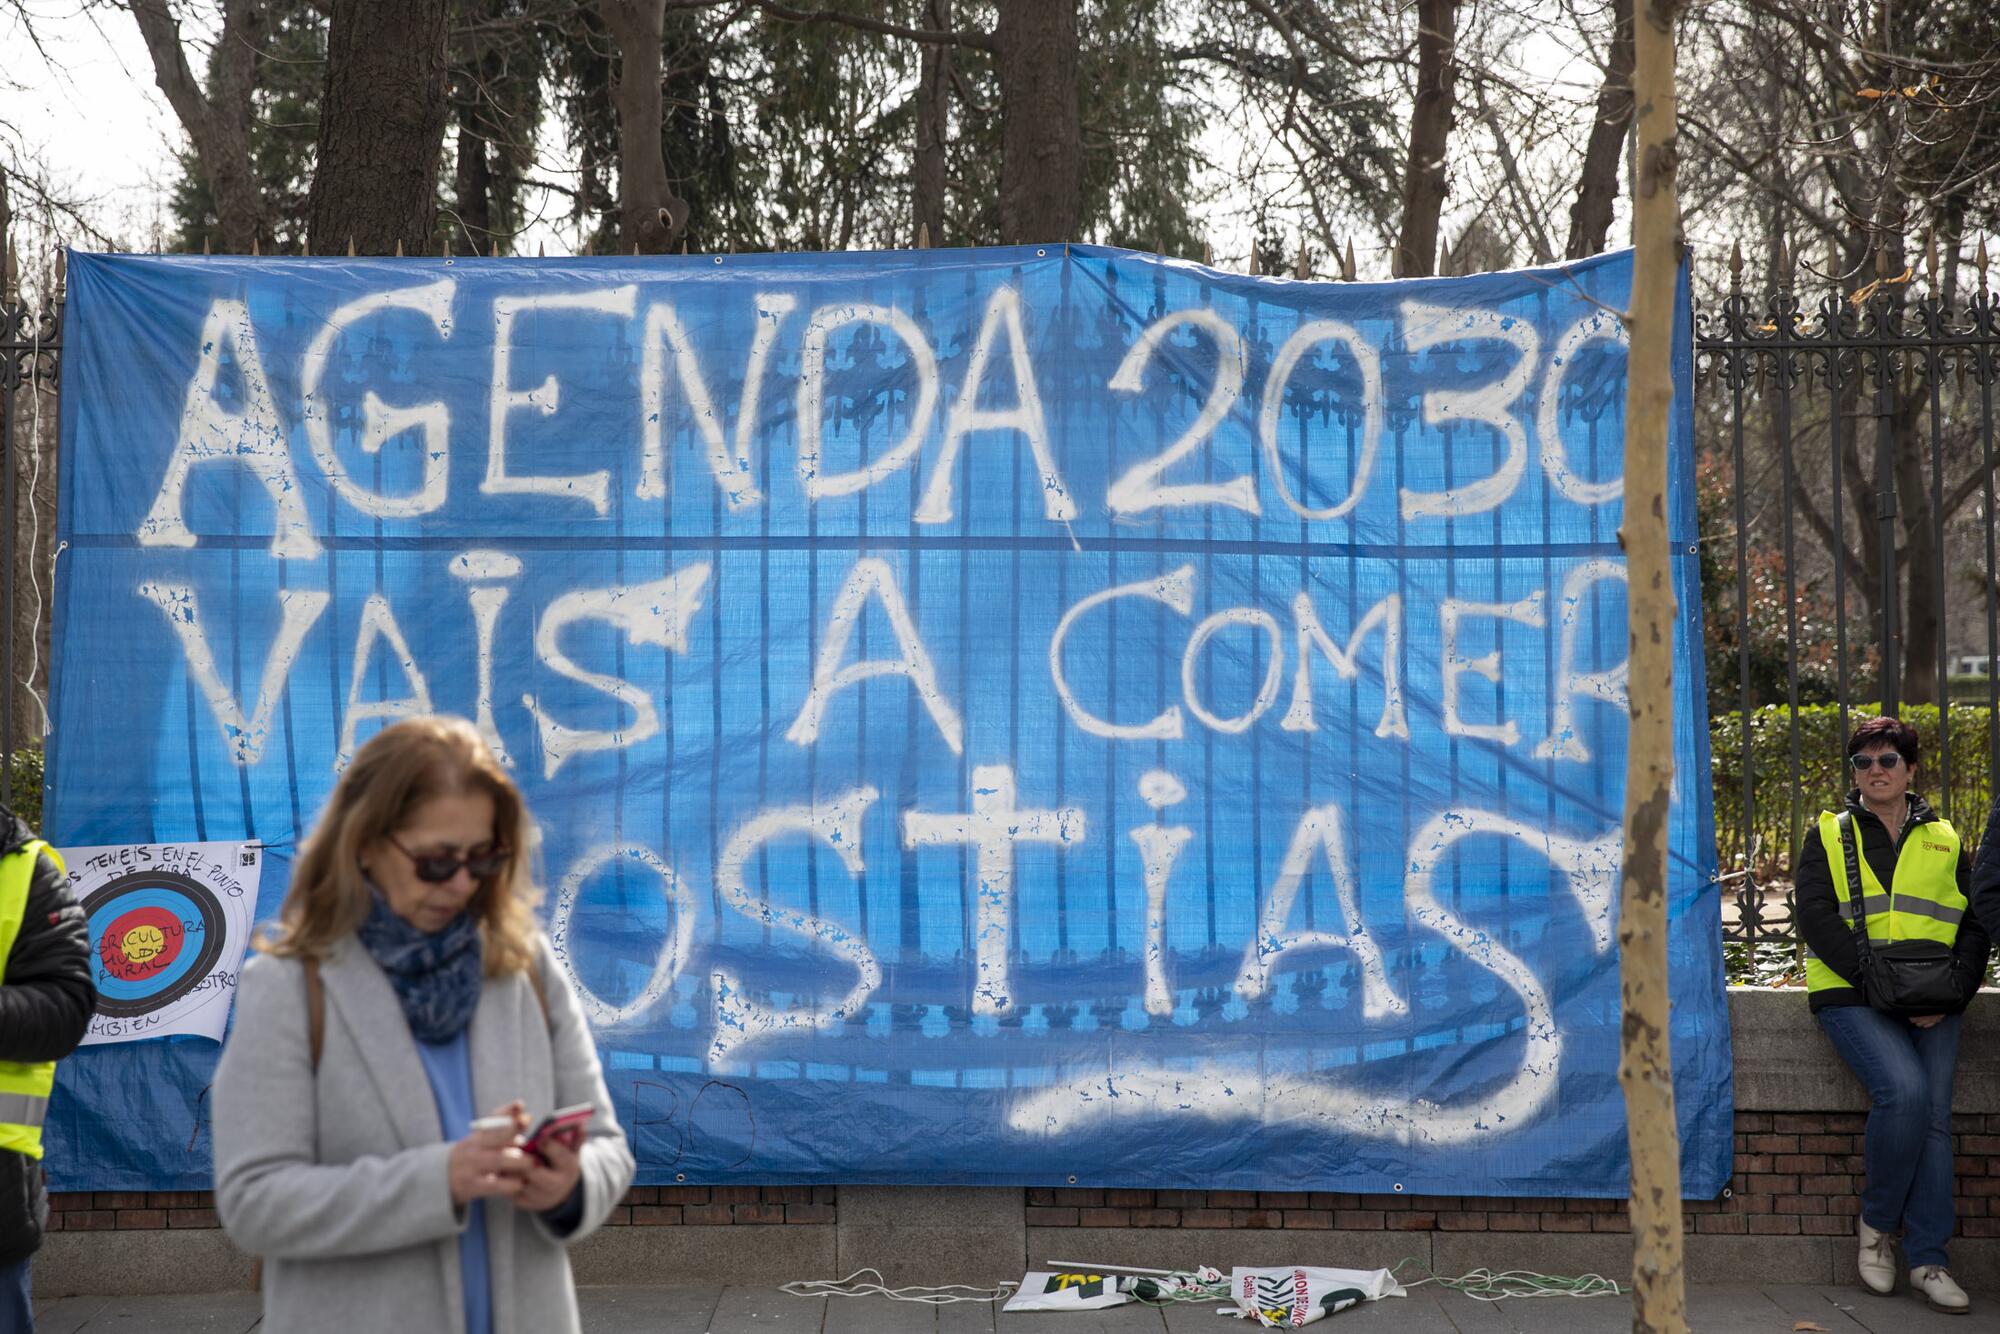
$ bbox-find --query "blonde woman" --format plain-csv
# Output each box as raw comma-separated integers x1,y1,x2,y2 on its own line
213,716,633,1334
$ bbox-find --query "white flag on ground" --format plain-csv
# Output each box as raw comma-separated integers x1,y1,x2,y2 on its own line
1002,1271,1138,1311
1226,1266,1406,1326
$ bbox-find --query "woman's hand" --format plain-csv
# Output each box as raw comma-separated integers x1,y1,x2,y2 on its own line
449,1099,532,1206
1910,1013,1945,1029
515,1134,584,1213
448,1135,530,1206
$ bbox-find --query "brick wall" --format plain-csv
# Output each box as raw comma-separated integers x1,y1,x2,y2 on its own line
46,1110,2000,1240
1026,1111,2000,1240
45,1184,836,1232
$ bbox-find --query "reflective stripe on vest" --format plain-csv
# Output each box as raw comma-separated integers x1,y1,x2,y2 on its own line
0,1093,47,1128
0,839,64,1159
1803,811,1965,995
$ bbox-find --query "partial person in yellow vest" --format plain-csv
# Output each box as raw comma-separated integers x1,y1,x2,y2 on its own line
1793,715,1989,1315
0,802,95,1334
1969,752,2000,972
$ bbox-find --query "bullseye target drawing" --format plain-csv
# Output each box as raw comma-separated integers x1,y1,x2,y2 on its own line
84,871,228,1019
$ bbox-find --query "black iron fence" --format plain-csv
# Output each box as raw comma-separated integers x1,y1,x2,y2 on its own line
1697,244,2000,950
1,240,1995,951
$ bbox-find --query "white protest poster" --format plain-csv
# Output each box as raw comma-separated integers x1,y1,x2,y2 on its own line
64,841,261,1046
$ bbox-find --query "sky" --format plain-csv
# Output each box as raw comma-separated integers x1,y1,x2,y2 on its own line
0,1,588,265
2,3,180,243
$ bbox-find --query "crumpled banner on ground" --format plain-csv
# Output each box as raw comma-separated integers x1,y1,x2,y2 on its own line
1226,1265,1406,1325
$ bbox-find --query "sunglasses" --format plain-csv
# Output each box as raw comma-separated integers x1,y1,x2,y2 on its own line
1850,752,1904,772
385,834,511,884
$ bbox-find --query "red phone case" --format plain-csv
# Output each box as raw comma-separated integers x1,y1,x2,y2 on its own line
523,1105,593,1161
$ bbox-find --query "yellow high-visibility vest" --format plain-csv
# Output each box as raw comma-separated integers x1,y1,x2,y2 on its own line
0,839,64,1159
1804,810,1965,995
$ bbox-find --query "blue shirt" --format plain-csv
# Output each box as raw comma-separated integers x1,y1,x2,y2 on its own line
415,1031,492,1334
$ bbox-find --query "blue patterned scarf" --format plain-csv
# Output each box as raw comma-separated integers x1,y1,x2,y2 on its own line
355,885,484,1044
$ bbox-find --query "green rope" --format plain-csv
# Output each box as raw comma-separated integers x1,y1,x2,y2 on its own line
1391,1256,1628,1301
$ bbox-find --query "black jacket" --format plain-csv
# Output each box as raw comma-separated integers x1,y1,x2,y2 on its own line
1970,793,2000,946
1795,791,1991,1014
0,805,94,1268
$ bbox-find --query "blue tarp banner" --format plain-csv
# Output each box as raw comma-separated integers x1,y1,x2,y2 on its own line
48,245,1730,1196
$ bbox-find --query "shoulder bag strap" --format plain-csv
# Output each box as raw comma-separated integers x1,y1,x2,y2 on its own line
528,960,549,1034
304,954,325,1072
1837,811,1875,973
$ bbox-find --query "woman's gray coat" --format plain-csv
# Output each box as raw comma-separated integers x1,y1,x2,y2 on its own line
212,933,635,1334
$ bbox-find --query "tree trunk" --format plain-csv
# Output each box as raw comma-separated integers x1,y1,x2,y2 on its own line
307,0,454,255
995,0,1080,245
1395,0,1458,277
913,0,952,246
449,0,504,252
1621,0,1688,1329
125,0,266,252
597,0,690,254
453,113,494,249
1565,0,1635,259
1894,365,1940,707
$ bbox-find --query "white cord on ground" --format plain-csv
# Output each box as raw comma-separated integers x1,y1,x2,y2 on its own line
1394,1259,1626,1301
780,1268,1017,1305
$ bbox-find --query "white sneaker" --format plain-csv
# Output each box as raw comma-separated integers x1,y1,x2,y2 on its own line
1856,1218,1897,1295
1911,1265,1969,1315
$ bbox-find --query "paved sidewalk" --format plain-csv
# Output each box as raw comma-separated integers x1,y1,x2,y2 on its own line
30,1282,1984,1332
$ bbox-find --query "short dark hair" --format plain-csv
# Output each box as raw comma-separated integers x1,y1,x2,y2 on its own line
1848,714,1919,767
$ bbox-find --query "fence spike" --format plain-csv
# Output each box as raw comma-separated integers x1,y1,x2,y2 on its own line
302,236,310,257
1294,239,1308,279
395,239,404,258
203,235,211,256
539,240,546,258
918,222,930,249
1342,239,1357,282
491,239,500,258
1247,246,1259,277
1729,240,1743,289
1773,234,1789,285
53,249,65,298
581,239,591,256
443,234,452,259
1201,240,1212,267
1874,242,1889,278
347,236,356,257
680,239,687,255
1980,238,1991,293
2,242,15,302
251,235,260,257
1829,237,1841,290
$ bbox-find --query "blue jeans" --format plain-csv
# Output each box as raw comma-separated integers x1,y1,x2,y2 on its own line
1817,1005,1962,1268
0,1253,29,1333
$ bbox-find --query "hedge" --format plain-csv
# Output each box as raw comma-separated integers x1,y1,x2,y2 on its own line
3,746,40,833
1711,703,1997,878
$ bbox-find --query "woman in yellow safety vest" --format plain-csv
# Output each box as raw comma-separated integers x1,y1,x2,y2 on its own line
1794,715,1989,1315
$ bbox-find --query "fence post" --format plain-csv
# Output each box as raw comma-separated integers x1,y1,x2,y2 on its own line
1872,244,1901,713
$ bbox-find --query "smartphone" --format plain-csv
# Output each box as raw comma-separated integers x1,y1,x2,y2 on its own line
522,1103,594,1163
